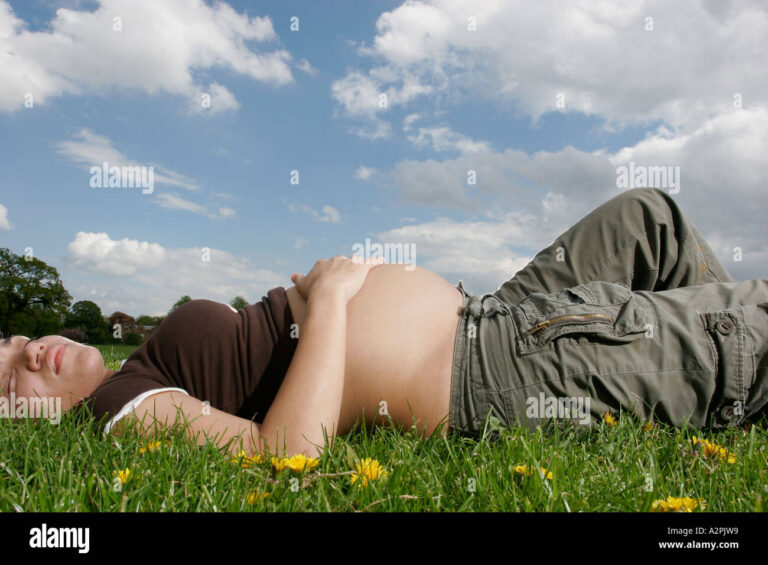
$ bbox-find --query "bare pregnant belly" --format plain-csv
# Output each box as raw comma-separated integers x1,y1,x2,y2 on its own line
286,264,463,436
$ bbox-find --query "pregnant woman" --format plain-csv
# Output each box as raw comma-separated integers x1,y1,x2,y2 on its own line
2,188,766,457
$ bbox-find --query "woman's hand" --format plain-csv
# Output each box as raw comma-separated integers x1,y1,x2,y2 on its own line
291,255,385,304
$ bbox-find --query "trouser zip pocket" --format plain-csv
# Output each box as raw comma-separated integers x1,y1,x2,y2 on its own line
512,281,650,355
526,313,613,336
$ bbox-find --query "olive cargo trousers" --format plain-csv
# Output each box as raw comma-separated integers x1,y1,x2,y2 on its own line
450,187,768,434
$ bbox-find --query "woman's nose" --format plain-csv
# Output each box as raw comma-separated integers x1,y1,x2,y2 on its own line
23,340,46,371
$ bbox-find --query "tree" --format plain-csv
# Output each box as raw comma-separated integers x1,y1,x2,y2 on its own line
170,295,192,314
36,308,64,336
0,248,71,337
136,314,165,326
124,332,143,346
230,295,248,310
60,327,88,343
65,300,109,343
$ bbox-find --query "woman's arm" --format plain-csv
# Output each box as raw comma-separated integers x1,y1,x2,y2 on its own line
113,390,262,455
113,293,346,458
259,288,347,456
113,255,382,458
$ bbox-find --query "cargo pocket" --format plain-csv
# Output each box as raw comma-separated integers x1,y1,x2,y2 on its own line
701,311,752,428
512,281,651,355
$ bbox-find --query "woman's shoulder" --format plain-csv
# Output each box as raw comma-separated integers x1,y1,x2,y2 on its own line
168,298,240,317
159,299,244,333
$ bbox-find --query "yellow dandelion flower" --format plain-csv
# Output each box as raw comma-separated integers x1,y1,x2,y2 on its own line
139,441,163,454
642,421,654,432
231,450,262,468
651,496,706,512
246,491,270,504
285,454,320,472
271,454,319,472
350,458,389,487
270,456,286,471
513,465,552,479
692,436,736,464
603,412,618,426
115,468,131,484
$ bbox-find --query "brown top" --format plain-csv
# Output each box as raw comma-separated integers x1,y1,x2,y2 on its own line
84,287,297,432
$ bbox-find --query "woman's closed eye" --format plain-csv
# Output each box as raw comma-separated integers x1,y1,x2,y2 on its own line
1,368,13,397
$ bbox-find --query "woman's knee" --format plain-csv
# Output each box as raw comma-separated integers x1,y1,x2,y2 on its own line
611,187,676,223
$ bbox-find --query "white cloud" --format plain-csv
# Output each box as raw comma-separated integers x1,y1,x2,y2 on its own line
388,142,614,211
301,204,341,223
331,0,766,286
154,193,208,215
55,128,199,190
609,107,768,281
348,118,392,140
331,67,433,117
65,232,285,315
332,0,768,132
355,166,376,180
0,203,10,230
406,125,490,153
331,71,385,117
319,205,341,223
295,58,318,76
402,113,420,131
154,194,238,220
381,107,768,284
0,0,294,113
332,1,766,282
188,82,241,115
67,232,167,277
377,216,534,294
54,128,236,219
294,237,310,249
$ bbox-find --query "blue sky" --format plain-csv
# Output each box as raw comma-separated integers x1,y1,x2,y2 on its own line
1,0,766,316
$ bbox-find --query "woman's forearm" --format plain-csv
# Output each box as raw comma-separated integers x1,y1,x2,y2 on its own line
258,289,348,456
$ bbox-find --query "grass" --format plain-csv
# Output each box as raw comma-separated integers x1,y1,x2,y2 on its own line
93,344,138,362
0,346,765,512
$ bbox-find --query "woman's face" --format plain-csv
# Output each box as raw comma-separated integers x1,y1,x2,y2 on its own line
0,335,107,411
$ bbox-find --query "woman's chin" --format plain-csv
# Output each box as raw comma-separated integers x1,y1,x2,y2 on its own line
66,345,107,398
